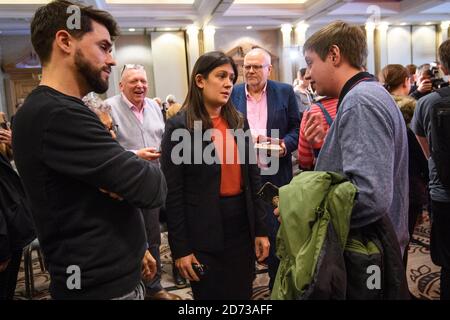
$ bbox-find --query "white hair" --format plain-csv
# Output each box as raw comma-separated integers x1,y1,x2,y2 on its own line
246,48,271,65
82,93,111,115
166,94,176,104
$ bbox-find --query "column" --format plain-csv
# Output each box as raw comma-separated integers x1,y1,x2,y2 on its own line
440,21,449,44
295,21,309,69
186,25,200,75
281,23,293,85
203,25,216,53
377,22,389,70
106,44,119,98
365,22,376,75
0,44,6,114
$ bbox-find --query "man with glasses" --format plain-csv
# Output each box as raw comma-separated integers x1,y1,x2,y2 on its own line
231,48,300,290
105,64,181,300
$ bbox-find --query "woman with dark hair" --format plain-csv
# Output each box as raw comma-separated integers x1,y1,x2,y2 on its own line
380,64,429,251
161,51,269,300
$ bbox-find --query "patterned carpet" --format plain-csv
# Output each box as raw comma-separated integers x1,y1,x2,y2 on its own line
406,219,441,299
13,218,439,300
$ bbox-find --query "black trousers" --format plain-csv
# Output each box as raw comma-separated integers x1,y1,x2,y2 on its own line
430,200,450,300
190,194,255,300
0,249,22,300
141,207,162,294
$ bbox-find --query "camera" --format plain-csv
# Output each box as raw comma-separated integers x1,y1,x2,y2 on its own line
424,66,449,91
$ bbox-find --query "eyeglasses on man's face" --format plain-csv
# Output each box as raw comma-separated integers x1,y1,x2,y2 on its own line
243,64,269,71
121,64,144,75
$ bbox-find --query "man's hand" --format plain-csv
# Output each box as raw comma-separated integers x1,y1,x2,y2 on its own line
304,112,326,146
0,259,10,272
136,147,161,161
417,75,432,94
255,237,270,262
141,250,157,282
257,135,286,158
175,254,201,282
0,128,12,147
278,141,287,158
274,207,281,223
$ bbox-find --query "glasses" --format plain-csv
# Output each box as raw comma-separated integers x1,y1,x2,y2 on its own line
121,64,144,75
243,64,269,71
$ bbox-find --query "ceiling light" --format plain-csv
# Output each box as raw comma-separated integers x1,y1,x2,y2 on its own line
400,22,407,26
0,0,48,3
128,28,136,32
246,26,253,30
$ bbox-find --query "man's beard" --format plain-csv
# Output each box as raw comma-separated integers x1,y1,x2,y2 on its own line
74,49,110,94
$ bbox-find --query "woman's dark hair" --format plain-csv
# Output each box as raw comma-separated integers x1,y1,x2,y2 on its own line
379,64,410,93
183,51,242,130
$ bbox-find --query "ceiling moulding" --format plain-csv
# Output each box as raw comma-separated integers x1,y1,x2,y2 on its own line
0,0,49,3
234,0,308,3
106,0,194,4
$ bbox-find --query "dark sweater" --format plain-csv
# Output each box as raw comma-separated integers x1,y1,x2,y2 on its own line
12,86,167,299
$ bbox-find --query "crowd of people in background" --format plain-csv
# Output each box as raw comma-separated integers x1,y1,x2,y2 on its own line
1,0,450,300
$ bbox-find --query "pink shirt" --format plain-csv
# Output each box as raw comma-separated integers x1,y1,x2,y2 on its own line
121,93,146,124
245,84,268,140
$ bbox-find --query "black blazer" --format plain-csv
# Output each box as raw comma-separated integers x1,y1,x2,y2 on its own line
161,111,268,259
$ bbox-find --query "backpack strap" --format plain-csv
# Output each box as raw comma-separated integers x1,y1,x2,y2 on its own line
315,101,333,127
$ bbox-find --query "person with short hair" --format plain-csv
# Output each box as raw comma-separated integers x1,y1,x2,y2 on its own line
293,68,313,113
379,64,429,264
411,39,450,300
165,94,182,120
12,0,166,299
105,65,180,300
230,48,300,290
303,21,409,259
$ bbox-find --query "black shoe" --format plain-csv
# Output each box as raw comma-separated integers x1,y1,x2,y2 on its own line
173,265,187,288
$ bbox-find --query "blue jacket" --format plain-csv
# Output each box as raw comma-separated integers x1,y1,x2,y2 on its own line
231,80,300,187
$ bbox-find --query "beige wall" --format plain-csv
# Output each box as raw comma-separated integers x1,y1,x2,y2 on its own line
0,35,32,66
0,45,6,114
412,26,437,66
215,29,281,59
387,26,412,65
214,29,288,82
150,31,189,104
112,34,155,98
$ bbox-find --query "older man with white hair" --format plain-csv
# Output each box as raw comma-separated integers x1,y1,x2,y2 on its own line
165,94,182,120
231,48,300,290
105,64,181,300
